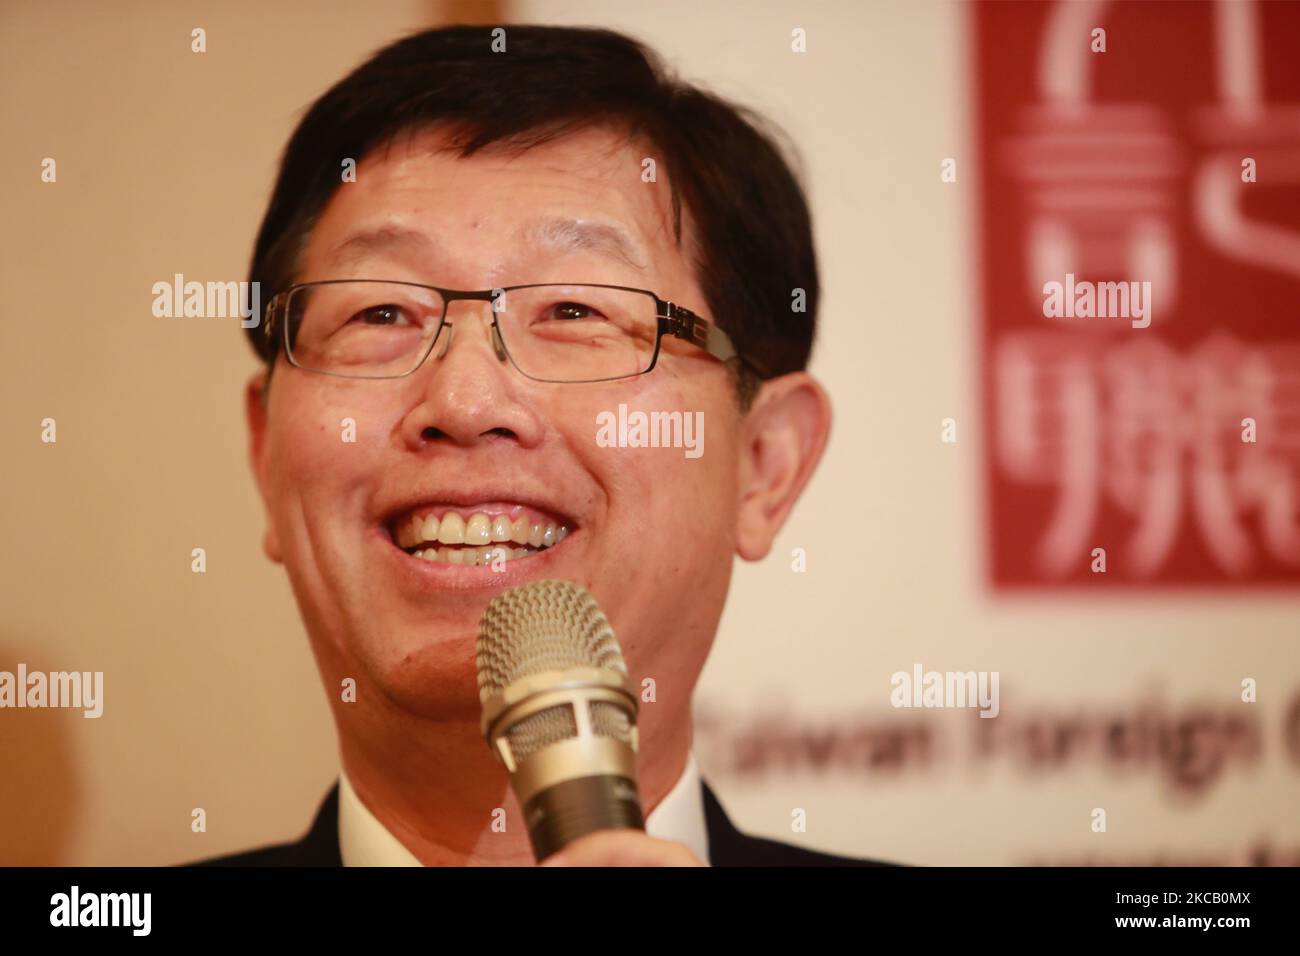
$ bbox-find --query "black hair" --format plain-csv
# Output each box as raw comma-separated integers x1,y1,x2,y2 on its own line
246,24,818,407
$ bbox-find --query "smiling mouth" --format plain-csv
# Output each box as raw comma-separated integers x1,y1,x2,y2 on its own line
387,505,573,566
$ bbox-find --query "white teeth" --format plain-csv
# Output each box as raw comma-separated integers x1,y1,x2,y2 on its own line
405,540,550,566
421,513,440,543
396,509,574,564
464,513,492,545
437,512,465,545
511,515,530,545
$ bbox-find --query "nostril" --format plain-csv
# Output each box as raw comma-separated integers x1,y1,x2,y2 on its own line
417,426,516,444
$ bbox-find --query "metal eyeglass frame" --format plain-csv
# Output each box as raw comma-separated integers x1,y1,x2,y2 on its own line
261,280,765,383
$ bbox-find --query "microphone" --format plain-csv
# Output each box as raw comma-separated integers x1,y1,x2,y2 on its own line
476,579,643,861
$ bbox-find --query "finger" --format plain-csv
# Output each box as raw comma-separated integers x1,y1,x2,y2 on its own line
540,830,702,867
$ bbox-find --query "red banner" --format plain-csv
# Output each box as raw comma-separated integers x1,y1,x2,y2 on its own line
975,0,1300,588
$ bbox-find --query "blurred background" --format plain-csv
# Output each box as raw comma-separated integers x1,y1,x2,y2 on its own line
2,0,1297,866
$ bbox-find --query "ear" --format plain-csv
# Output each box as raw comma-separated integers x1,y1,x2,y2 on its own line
734,373,832,561
244,369,283,564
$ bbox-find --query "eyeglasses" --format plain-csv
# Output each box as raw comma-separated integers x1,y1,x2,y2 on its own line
262,280,762,383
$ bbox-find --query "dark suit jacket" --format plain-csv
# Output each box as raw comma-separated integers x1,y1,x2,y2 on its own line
190,779,893,867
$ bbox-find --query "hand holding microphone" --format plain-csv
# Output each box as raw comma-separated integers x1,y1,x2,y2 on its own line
538,829,704,867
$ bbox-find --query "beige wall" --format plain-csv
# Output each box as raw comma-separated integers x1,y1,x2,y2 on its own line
0,0,443,866
2,0,1297,866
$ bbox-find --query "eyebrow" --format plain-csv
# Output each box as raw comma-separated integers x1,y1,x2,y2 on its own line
523,216,648,272
325,225,436,270
323,217,650,275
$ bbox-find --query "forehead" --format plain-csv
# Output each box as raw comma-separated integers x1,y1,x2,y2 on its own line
301,124,690,285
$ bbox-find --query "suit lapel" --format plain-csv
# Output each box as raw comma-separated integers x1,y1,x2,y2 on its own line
699,778,757,866
294,782,343,866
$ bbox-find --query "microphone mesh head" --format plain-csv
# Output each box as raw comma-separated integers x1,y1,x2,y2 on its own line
477,580,634,765
476,579,628,698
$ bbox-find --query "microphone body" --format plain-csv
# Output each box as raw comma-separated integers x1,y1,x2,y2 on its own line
477,581,643,861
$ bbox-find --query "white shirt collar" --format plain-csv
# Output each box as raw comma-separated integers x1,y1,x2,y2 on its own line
338,751,710,866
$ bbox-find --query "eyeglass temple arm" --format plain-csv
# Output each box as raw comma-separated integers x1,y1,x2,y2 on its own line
662,303,766,377
262,292,285,342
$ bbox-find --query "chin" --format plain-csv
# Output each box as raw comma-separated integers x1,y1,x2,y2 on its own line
360,635,485,720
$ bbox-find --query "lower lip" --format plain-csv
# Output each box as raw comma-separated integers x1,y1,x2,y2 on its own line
373,526,578,592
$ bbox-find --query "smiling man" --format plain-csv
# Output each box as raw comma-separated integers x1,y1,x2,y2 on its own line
196,24,877,867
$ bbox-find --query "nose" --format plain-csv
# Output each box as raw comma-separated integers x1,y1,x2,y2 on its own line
398,299,544,452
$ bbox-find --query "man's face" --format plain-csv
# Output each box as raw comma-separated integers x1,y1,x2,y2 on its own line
249,126,743,719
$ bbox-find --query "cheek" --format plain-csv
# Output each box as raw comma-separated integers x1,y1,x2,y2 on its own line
581,375,740,556
266,381,391,507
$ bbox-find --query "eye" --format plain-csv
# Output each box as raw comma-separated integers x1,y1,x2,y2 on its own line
546,301,606,322
349,304,411,326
